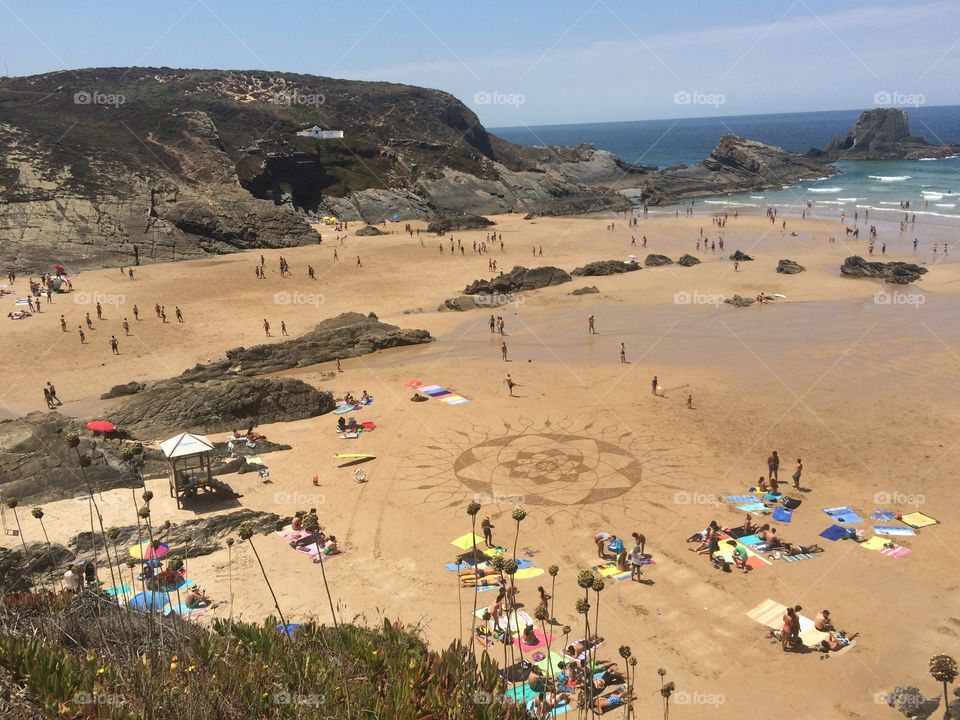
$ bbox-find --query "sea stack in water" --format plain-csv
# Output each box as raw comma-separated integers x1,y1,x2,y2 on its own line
810,108,959,160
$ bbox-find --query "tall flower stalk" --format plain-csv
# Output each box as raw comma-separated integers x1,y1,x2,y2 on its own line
301,513,338,632
32,506,62,591
466,501,482,652
510,506,526,564
225,538,235,622
238,521,286,627
929,654,958,720
548,565,559,623
6,498,31,587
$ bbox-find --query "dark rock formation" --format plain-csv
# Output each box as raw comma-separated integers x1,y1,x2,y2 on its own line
110,377,333,438
730,250,754,262
438,295,481,312
426,213,494,234
0,541,75,593
0,68,631,272
354,225,383,236
840,256,927,284
638,134,838,205
677,254,701,267
777,259,805,274
100,381,145,399
464,266,571,295
70,509,282,564
176,312,432,381
644,254,673,267
570,286,600,296
724,295,755,307
810,109,960,161
571,260,640,276
0,412,144,504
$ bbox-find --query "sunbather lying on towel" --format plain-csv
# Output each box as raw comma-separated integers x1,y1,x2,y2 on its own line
185,586,211,608
290,531,325,549
593,689,630,712
686,520,719,543
534,691,570,716
564,635,604,657
818,630,857,652
782,543,824,556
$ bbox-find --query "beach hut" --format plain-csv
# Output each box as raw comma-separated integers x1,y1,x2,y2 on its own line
160,432,215,508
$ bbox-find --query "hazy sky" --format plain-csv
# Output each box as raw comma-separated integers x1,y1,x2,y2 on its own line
1,0,958,126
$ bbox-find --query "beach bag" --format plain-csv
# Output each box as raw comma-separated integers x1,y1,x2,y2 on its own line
781,496,802,510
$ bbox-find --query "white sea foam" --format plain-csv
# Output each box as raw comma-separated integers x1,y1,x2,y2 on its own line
935,203,956,208
837,198,860,202
868,175,911,182
749,196,765,200
922,193,944,200
808,187,842,193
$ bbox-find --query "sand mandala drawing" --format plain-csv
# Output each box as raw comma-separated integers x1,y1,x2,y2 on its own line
396,417,693,526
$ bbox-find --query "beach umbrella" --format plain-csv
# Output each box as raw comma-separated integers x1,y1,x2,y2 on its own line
129,541,169,561
404,379,423,388
127,590,169,613
85,420,117,433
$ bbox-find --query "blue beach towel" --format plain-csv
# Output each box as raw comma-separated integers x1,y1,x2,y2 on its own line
737,502,767,513
725,495,757,504
819,525,851,541
871,509,897,522
872,525,916,537
772,507,793,523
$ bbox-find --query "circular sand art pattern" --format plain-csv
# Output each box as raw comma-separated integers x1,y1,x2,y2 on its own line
453,432,640,506
397,417,691,521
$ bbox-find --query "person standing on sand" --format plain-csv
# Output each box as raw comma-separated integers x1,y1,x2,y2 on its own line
356,256,362,267
47,382,61,406
629,540,645,582
263,319,271,337
489,315,495,334
43,387,53,409
308,265,315,280
501,341,508,361
160,307,167,323
768,451,780,482
619,342,626,363
60,315,67,332
132,304,139,320
504,374,519,397
281,321,288,337
481,517,495,548
154,303,161,318
687,394,693,409
792,458,803,490
109,336,119,355
588,315,596,334
78,327,86,344
85,313,93,330
651,375,658,396
333,248,338,261
96,302,103,320
122,318,130,336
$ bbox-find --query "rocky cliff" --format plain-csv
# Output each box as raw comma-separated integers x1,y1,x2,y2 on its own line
809,108,959,161
0,68,633,272
636,134,837,204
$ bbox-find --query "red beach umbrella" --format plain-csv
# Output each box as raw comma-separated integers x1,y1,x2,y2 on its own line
404,379,423,388
85,420,117,433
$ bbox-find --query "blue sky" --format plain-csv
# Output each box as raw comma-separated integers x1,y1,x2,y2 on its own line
1,0,958,126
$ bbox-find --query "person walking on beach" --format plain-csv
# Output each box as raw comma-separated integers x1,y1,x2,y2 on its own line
308,265,315,280
619,342,626,363
60,315,67,332
109,336,119,355
501,341,508,361
85,313,93,330
481,517,495,548
356,255,362,267
132,304,139,320
263,319,271,337
281,321,288,337
175,307,184,323
651,375,658,396
489,315,495,334
588,314,596,334
43,387,53,409
122,318,130,336
160,306,167,323
504,374,519,397
333,248,339,261
792,458,803,490
96,302,103,320
768,451,780,482
78,326,86,344
154,303,161,319
47,382,61,406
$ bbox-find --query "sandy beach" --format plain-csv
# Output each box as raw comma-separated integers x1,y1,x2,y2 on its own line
4,206,960,719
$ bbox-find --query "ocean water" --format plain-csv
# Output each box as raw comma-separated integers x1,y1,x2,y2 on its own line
494,107,960,223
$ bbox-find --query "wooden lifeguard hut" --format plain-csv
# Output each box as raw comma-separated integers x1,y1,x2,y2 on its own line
161,432,215,509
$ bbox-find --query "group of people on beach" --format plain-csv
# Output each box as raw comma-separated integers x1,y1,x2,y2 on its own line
594,531,648,582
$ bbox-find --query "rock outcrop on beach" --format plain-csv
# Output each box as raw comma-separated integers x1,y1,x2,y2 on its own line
730,250,754,262
0,412,141,504
100,381,146,399
175,312,432,381
426,213,494,234
463,266,571,295
354,225,384,236
677,254,701,267
571,260,640,276
810,109,959,161
0,68,631,272
725,295,755,307
644,254,673,267
840,256,927,284
570,286,600,295
777,259,805,274
636,134,838,205
110,377,333,438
